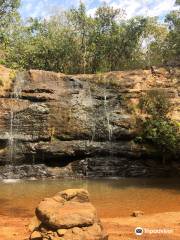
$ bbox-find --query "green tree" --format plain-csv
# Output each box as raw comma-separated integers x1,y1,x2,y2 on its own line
5,15,82,72
89,4,124,72
68,2,92,73
140,17,168,67
0,0,20,23
0,0,20,45
2,2,179,73
138,90,179,163
164,0,180,65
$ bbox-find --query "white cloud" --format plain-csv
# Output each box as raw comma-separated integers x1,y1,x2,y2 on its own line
111,0,142,19
87,7,97,17
97,0,178,19
21,0,66,18
20,0,178,19
139,0,177,17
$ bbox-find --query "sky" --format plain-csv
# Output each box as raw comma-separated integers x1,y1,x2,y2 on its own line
20,0,178,19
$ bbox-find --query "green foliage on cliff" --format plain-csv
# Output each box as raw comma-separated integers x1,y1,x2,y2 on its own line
138,90,180,162
139,90,171,119
0,1,179,73
0,0,20,45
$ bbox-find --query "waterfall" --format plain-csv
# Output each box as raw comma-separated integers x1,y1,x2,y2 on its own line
104,94,113,141
9,110,14,162
8,72,25,162
87,83,95,142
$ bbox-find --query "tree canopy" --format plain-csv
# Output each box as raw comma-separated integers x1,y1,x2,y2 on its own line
0,1,179,73
0,0,20,40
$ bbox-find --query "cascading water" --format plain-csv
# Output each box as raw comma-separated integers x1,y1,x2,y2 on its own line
8,72,25,163
102,77,114,177
9,109,14,162
103,94,113,141
87,83,96,142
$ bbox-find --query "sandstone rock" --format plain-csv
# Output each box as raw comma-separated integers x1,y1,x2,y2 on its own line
47,231,53,235
0,64,14,97
58,188,90,202
31,189,108,240
72,227,83,234
36,197,97,229
0,66,179,178
132,211,144,217
57,229,67,236
29,216,41,232
55,223,108,240
49,233,59,240
30,231,42,240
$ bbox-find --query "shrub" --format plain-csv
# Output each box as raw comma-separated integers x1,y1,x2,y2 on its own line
138,90,179,162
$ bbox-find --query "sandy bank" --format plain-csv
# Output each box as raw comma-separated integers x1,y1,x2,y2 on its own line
0,211,180,240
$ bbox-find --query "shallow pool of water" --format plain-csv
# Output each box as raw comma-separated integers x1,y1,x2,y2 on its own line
0,178,180,218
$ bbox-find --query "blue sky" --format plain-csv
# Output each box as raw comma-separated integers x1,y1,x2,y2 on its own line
20,0,178,19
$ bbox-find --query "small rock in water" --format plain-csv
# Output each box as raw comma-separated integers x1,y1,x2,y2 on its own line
132,211,144,217
30,231,42,239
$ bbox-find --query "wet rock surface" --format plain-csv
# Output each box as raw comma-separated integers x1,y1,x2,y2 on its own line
30,189,108,240
0,164,52,179
0,66,179,178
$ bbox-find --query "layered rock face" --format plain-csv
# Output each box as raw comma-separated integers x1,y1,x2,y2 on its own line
0,65,179,178
29,189,108,240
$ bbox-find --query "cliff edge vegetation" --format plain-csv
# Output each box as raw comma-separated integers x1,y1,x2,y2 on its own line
0,1,180,74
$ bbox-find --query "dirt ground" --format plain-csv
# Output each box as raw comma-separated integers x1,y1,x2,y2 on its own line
102,212,180,240
0,212,180,240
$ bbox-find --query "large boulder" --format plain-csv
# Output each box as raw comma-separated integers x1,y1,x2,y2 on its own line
30,189,108,240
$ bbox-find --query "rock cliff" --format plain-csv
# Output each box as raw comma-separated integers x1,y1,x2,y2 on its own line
0,65,179,178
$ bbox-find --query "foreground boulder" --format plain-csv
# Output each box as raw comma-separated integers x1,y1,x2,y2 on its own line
30,189,108,240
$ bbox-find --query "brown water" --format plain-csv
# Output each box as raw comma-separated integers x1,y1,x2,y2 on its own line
0,178,180,218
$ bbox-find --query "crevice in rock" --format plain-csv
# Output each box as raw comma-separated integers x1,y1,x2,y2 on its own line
23,152,83,168
22,89,55,94
0,139,7,147
21,96,51,102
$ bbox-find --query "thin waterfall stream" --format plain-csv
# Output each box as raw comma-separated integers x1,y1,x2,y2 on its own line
102,75,113,142
103,95,113,141
9,108,14,162
87,83,96,142
8,72,25,164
